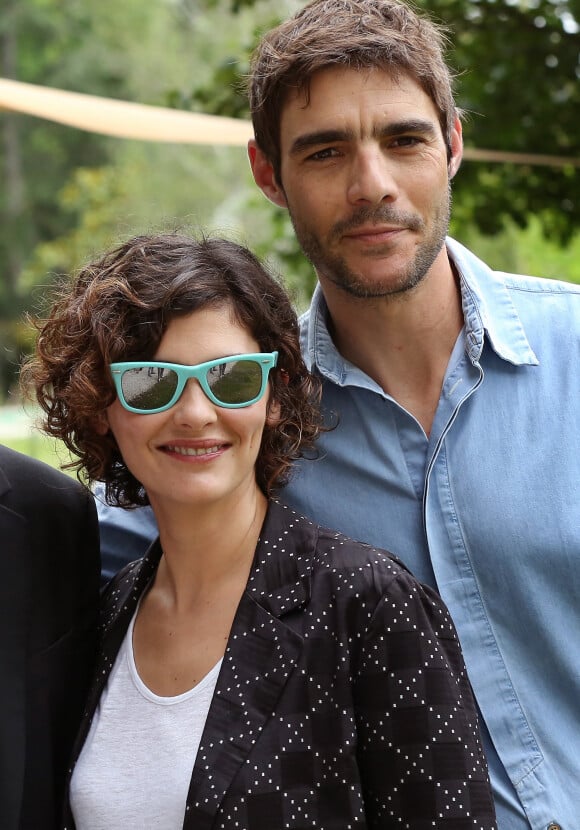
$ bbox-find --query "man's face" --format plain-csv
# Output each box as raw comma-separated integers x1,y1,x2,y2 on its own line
269,66,462,300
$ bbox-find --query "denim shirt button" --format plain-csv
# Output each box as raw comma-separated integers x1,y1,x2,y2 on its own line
547,823,562,830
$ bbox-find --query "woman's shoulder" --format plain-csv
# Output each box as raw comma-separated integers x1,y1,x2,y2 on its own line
269,501,455,641
271,500,422,592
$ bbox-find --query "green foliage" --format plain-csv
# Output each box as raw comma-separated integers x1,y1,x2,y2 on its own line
214,184,317,311
453,215,580,283
430,0,580,243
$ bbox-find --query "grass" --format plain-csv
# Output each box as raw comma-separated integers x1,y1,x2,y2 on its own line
0,407,77,474
1,433,76,474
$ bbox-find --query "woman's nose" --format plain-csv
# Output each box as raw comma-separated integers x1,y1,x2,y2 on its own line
170,379,218,426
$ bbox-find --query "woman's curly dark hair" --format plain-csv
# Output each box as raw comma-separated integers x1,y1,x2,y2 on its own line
21,233,324,507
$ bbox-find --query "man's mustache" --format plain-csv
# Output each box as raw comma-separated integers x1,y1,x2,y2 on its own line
331,207,424,239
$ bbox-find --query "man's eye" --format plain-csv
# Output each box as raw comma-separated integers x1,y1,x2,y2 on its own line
391,136,422,148
307,147,339,161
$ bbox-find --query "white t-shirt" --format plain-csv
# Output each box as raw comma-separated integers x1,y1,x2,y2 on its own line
70,607,221,830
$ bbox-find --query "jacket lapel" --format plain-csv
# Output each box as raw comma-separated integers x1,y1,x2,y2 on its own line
68,541,162,768
185,595,303,828
0,471,28,830
184,501,316,829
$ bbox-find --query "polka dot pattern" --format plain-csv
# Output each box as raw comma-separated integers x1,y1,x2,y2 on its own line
62,500,496,829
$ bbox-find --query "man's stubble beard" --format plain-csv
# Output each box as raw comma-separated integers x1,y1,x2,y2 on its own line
287,186,452,301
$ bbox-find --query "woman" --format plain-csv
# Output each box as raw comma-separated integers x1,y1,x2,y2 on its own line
25,233,496,829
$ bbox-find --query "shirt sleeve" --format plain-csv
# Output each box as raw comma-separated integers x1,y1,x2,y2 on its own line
94,481,158,587
354,568,497,828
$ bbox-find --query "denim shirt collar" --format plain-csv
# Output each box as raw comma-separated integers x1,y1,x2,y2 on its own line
446,237,538,366
302,236,539,385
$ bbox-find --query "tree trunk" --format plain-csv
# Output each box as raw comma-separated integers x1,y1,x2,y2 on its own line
1,17,26,298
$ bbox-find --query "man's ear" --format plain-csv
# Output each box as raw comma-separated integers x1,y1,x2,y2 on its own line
248,139,288,208
448,114,463,180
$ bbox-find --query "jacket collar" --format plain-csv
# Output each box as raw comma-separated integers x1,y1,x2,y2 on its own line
302,236,538,384
187,501,313,826
97,499,316,636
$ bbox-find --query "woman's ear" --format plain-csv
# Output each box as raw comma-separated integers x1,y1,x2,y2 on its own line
94,410,110,436
266,367,289,426
266,397,282,428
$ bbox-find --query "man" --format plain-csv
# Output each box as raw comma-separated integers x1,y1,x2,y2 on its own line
0,444,100,828
97,0,579,826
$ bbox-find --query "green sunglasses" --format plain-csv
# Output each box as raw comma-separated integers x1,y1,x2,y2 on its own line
110,352,278,414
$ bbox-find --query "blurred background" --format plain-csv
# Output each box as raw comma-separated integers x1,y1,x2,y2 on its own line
1,0,579,470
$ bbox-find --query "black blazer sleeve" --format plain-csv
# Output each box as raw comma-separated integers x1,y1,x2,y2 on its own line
353,567,492,824
0,445,100,830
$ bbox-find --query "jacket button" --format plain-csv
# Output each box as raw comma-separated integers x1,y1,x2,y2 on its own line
547,823,561,830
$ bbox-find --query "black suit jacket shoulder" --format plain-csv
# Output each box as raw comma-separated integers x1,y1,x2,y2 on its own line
64,500,495,829
0,445,100,830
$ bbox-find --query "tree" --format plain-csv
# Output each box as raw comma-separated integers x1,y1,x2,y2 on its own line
0,0,258,398
430,0,580,242
0,0,120,397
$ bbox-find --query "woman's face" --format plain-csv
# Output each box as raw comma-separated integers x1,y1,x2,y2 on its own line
105,305,278,514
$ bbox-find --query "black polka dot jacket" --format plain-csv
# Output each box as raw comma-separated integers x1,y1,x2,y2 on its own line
62,500,497,829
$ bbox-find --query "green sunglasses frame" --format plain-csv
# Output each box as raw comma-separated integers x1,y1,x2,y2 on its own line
110,352,278,414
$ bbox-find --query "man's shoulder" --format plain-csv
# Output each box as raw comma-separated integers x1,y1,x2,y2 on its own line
449,238,580,350
284,504,420,590
500,269,580,298
498,270,580,336
298,305,312,326
449,237,580,304
0,443,88,504
0,442,62,477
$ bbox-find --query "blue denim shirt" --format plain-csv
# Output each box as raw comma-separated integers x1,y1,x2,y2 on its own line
97,238,580,830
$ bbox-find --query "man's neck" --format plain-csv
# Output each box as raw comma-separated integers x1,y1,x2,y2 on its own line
321,263,463,436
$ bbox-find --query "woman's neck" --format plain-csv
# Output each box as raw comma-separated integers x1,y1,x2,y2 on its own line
149,485,268,611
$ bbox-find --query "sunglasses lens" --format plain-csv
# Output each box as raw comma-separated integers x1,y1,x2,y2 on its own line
120,366,179,411
207,360,262,404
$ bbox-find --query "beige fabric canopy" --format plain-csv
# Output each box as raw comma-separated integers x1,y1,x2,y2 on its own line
0,77,578,168
0,78,253,146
